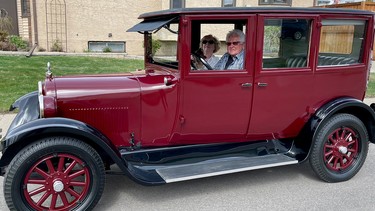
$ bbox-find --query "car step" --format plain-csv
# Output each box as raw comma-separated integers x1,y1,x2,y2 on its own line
155,154,297,183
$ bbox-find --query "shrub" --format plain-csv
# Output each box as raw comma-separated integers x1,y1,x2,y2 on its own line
9,35,28,50
143,39,162,55
38,47,46,52
152,39,161,55
0,41,16,51
103,47,112,53
0,31,8,42
263,26,280,54
0,16,13,42
51,40,63,52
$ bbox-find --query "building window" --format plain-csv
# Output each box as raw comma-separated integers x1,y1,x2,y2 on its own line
170,0,185,9
21,0,30,17
88,41,126,53
316,0,333,6
222,0,236,7
259,0,292,6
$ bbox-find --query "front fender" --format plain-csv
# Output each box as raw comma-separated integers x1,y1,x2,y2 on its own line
8,91,39,131
0,117,128,173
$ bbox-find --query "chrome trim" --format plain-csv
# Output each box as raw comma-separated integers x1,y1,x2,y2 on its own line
38,81,44,118
164,77,168,85
257,82,268,87
46,62,52,79
160,160,298,183
38,81,42,95
241,82,252,87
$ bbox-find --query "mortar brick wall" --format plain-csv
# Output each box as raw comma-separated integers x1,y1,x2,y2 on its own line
17,0,30,43
17,0,314,55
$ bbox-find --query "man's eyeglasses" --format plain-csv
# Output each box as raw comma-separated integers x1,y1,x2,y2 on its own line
202,40,215,44
226,41,242,46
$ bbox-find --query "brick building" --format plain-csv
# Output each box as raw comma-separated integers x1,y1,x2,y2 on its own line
15,0,315,56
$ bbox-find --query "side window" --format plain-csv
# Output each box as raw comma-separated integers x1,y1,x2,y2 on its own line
318,19,365,66
190,20,247,72
262,18,311,69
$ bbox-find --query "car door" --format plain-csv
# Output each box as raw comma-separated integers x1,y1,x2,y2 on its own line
248,15,317,140
172,16,256,144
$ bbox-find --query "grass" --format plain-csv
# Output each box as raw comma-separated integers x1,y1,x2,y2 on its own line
367,73,375,98
0,55,144,112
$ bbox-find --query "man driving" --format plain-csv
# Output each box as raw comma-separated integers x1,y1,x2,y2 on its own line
214,29,245,70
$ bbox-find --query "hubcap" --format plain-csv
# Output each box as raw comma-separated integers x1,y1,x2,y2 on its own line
53,180,64,192
323,127,359,171
339,146,348,154
23,154,90,210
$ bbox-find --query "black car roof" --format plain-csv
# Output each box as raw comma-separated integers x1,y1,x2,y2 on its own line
138,7,374,19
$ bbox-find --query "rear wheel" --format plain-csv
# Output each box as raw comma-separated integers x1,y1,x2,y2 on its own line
4,137,105,211
310,114,369,182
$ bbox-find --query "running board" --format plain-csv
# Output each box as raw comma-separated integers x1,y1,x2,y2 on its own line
121,140,305,185
156,154,297,183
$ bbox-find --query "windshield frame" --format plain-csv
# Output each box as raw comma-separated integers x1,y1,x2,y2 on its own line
142,18,180,70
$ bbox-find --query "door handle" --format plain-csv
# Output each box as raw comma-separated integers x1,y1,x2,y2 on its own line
241,83,252,87
164,76,176,86
257,82,268,87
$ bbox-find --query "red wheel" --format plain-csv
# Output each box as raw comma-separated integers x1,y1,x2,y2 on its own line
23,154,91,210
323,127,359,171
4,137,105,211
310,114,369,182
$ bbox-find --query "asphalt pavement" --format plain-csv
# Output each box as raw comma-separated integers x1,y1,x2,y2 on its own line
0,99,375,210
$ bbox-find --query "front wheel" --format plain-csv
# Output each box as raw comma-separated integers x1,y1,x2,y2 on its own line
4,137,105,211
309,114,369,182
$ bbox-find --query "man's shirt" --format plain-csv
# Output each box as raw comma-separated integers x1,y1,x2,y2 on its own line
214,50,244,70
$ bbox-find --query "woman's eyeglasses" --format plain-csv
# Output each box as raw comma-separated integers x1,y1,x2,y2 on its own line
226,41,242,46
202,40,214,44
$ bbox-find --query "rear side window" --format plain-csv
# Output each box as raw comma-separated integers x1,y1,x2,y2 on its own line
262,18,312,69
318,19,365,66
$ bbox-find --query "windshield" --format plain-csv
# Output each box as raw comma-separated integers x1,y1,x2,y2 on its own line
146,22,179,69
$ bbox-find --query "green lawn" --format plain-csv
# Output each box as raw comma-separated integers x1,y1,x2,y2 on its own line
367,73,375,98
0,55,144,112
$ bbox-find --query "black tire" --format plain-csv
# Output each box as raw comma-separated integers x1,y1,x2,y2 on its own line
309,114,369,182
293,31,303,40
4,137,105,211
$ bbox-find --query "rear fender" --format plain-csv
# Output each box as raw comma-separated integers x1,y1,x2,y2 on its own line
297,97,375,162
0,117,128,173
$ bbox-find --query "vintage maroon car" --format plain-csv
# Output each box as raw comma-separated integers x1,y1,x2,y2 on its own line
1,7,375,211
